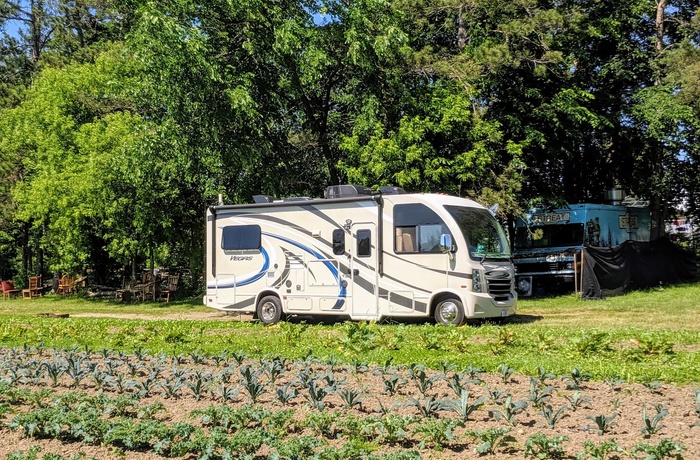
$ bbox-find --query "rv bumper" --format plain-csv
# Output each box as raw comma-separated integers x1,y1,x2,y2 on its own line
467,292,517,319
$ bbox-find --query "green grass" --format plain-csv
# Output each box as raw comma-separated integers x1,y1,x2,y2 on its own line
1,284,699,384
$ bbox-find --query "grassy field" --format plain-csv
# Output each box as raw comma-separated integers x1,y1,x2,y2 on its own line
1,283,699,384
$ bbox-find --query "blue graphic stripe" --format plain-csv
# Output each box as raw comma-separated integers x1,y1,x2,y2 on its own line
208,248,270,289
210,234,346,310
263,232,346,309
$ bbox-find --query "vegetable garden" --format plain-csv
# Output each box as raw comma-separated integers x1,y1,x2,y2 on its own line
1,285,699,459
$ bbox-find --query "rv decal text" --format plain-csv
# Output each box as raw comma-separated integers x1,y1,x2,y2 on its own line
230,255,254,261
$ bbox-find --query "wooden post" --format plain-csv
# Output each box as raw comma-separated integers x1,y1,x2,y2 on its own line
579,249,585,298
574,251,578,294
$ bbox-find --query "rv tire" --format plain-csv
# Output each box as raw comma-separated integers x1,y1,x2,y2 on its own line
434,298,465,326
257,295,284,325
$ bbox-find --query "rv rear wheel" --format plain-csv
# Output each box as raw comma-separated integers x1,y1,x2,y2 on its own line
257,295,284,325
434,298,465,326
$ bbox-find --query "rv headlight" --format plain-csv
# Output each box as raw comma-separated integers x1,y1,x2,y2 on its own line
565,262,573,270
472,269,483,293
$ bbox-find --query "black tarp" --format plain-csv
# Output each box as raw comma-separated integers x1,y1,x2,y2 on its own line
581,237,698,299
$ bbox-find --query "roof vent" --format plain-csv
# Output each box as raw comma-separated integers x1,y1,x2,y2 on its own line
604,187,625,206
252,195,276,203
325,185,374,199
380,186,407,195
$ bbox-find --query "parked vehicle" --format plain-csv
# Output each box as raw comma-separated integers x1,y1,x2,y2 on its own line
513,203,651,296
204,185,517,325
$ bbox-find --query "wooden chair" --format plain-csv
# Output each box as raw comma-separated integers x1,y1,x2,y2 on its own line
22,275,43,299
1,280,20,299
160,274,179,302
57,275,75,295
115,277,136,302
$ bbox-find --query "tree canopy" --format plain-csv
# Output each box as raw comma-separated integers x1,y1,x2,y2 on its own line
1,0,699,287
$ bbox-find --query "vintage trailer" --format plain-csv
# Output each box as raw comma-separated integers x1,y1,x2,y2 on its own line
513,203,651,296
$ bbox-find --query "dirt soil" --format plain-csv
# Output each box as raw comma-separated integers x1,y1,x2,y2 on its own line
1,311,699,459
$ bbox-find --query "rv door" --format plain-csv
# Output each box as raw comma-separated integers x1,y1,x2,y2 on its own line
349,223,379,318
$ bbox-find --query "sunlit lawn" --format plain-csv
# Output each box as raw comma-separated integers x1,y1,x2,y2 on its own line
1,283,699,383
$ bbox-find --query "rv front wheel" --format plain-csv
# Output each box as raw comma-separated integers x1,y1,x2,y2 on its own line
257,296,284,325
434,298,465,326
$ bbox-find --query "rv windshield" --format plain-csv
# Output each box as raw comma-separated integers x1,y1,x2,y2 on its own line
445,206,511,260
514,224,584,249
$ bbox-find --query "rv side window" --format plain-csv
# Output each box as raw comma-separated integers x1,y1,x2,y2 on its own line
394,204,451,253
221,225,261,251
357,229,371,257
332,229,345,255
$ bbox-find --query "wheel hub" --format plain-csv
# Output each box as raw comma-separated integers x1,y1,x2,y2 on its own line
439,302,458,323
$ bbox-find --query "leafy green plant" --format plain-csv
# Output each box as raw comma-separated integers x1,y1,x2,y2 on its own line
302,380,330,411
339,321,376,353
529,377,555,408
604,375,626,390
412,418,460,450
641,376,664,393
540,404,568,429
498,363,515,383
275,384,297,404
445,389,487,422
405,396,448,418
525,432,569,459
418,325,442,350
375,414,415,445
486,387,510,405
186,369,211,401
408,365,440,396
468,427,516,456
269,436,322,460
382,373,407,396
302,410,338,438
570,332,611,355
577,439,626,460
564,390,592,411
489,396,528,426
338,387,364,410
240,367,267,403
40,360,64,387
535,366,556,384
587,413,618,435
335,413,378,441
565,368,592,390
632,438,685,460
641,404,668,436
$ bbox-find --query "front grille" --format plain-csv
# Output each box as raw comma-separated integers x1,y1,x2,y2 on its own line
485,271,513,297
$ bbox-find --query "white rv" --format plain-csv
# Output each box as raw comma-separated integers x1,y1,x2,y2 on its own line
204,186,517,325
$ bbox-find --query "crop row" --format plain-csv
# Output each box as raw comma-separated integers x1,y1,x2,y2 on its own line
1,385,690,459
1,344,698,458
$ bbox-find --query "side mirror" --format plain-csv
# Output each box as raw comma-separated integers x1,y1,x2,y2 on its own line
439,234,455,253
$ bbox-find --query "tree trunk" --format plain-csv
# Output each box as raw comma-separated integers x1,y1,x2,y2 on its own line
649,0,667,239
457,5,467,49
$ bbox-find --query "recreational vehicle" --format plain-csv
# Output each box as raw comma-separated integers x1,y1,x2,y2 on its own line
513,203,651,296
204,186,517,325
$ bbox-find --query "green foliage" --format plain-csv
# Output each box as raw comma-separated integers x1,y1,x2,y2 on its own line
632,439,685,460
641,405,668,436
577,439,626,460
587,413,618,435
468,427,516,456
411,417,460,450
525,433,569,459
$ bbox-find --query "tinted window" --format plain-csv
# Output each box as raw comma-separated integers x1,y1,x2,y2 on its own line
394,203,451,253
445,206,511,260
357,229,371,257
221,225,261,250
332,229,345,255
